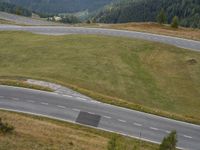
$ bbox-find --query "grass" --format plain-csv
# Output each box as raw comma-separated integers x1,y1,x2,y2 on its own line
0,110,158,150
0,19,16,25
0,31,200,124
100,22,200,41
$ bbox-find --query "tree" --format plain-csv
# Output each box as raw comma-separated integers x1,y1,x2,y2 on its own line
157,8,167,24
107,135,117,150
159,130,177,150
171,16,179,28
0,118,14,134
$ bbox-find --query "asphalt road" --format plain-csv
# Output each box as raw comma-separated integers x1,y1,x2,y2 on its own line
0,85,200,150
0,24,200,51
0,11,60,25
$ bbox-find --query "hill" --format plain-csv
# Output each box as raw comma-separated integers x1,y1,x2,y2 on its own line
1,31,200,124
0,2,32,17
94,0,200,28
1,0,113,14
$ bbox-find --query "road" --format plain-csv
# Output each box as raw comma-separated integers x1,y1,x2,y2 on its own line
0,11,61,25
0,25,200,51
0,85,200,150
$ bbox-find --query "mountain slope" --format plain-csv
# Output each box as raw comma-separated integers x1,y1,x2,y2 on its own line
1,0,113,14
94,0,200,28
0,2,32,17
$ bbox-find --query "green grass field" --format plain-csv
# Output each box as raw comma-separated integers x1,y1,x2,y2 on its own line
0,31,200,124
0,110,157,150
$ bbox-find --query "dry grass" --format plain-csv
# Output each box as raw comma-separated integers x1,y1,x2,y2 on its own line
0,31,200,125
0,110,158,150
101,22,200,41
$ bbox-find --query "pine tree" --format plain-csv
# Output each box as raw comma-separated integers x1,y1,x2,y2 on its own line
157,8,167,24
159,130,177,150
171,16,179,28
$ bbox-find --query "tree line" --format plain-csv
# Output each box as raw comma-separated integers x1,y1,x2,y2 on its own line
0,2,32,17
93,0,200,28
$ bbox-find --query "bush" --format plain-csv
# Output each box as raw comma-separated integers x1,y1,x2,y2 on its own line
107,135,118,150
0,118,14,134
157,8,167,24
171,16,179,28
159,130,177,150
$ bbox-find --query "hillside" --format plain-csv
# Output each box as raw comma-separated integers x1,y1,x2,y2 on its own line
0,2,32,17
1,0,113,14
1,31,200,124
94,0,200,28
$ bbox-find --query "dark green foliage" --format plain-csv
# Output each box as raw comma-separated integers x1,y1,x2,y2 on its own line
107,135,117,150
1,0,113,14
60,15,81,24
171,16,179,28
157,8,167,24
94,0,200,28
0,2,32,17
0,118,14,134
159,131,177,150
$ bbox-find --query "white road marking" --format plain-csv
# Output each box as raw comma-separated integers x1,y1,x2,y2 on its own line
11,97,19,101
103,116,111,119
150,127,159,131
183,135,193,139
72,108,80,112
164,130,170,133
118,119,126,123
57,105,66,109
62,94,72,98
88,112,95,115
133,123,142,127
41,102,48,105
0,96,4,98
76,97,87,101
27,100,35,103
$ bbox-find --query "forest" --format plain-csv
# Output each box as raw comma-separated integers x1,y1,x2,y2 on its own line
94,0,200,28
0,2,32,17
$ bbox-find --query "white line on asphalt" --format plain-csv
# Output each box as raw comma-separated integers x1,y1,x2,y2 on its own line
11,97,19,101
57,105,66,109
88,112,95,115
0,96,4,98
76,97,87,101
103,116,111,119
133,123,142,127
41,102,48,105
164,130,170,133
183,135,193,139
150,127,159,131
118,119,126,123
72,108,80,112
27,100,35,103
62,94,73,98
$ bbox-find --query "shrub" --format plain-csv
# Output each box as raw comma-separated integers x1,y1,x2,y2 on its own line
157,8,167,24
171,16,179,28
107,135,118,150
0,118,14,134
159,130,177,150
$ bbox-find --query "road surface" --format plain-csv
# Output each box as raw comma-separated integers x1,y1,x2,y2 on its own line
0,11,61,25
0,25,200,51
0,85,200,150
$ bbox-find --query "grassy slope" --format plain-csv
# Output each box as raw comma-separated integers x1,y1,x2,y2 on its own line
0,31,200,123
0,110,157,150
99,22,200,41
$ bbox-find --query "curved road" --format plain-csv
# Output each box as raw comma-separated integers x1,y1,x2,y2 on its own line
0,25,200,51
0,85,200,150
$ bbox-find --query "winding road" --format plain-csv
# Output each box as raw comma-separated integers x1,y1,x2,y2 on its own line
0,25,200,51
0,85,200,150
1,25,200,149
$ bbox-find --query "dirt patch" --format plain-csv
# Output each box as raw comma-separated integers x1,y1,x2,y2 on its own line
187,58,197,65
